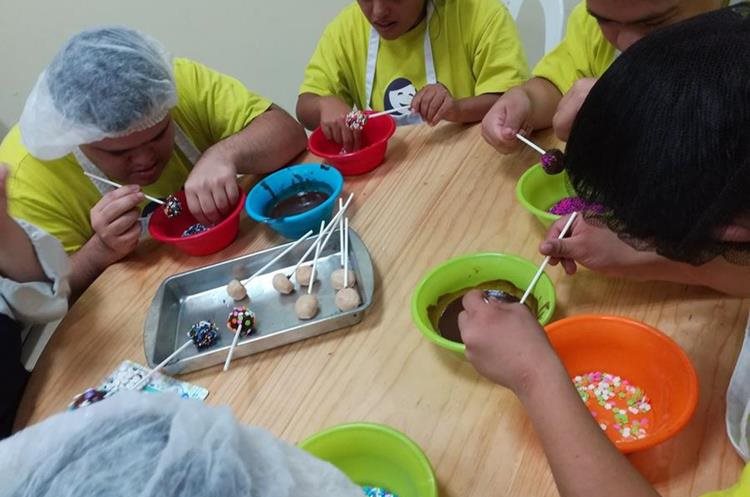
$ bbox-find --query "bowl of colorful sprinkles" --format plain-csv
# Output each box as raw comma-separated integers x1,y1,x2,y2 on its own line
299,422,437,497
149,189,247,256
545,315,699,453
516,163,586,228
411,252,556,355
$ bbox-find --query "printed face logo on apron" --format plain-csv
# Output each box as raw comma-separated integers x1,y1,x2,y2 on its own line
365,1,436,127
384,78,417,118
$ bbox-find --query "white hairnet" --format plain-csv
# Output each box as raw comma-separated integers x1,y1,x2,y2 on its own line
19,26,177,160
0,391,363,497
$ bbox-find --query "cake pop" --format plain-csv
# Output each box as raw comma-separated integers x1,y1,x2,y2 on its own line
272,273,294,294
226,279,247,301
226,307,256,336
540,148,565,175
188,320,220,349
163,194,182,218
295,294,319,320
345,110,367,131
295,265,314,286
331,269,356,290
335,287,361,311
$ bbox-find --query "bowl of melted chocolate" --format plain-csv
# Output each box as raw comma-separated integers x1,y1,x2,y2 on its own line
411,253,556,354
246,163,344,239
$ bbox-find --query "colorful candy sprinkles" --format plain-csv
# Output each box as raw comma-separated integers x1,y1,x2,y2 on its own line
182,223,209,237
188,320,220,350
362,486,399,497
345,110,367,131
163,194,182,218
574,371,653,442
226,306,256,336
548,197,606,216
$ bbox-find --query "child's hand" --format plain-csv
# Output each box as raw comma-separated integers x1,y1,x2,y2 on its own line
89,185,143,266
481,87,533,154
539,214,658,278
459,290,558,395
552,77,597,141
319,96,361,152
185,150,240,225
411,83,457,126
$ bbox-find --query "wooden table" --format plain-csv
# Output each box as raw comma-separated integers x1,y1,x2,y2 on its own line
16,123,748,497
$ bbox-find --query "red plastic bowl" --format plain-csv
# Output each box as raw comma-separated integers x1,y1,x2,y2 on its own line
308,113,397,175
148,189,246,256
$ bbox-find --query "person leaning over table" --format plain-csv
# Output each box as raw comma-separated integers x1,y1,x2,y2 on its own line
296,0,528,151
481,0,740,152
0,164,70,439
462,7,750,497
0,26,307,298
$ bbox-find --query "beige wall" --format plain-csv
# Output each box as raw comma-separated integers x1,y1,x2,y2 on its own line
0,0,576,135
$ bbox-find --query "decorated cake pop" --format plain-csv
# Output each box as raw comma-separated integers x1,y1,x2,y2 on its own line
335,287,361,311
163,194,182,218
272,273,294,294
345,110,367,131
540,148,565,175
182,223,209,237
69,388,107,410
226,306,256,336
226,279,247,301
295,294,319,320
188,320,220,349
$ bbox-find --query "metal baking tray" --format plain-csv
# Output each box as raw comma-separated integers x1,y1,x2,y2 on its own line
144,229,374,374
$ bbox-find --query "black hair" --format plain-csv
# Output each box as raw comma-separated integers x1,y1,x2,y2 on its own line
565,3,750,264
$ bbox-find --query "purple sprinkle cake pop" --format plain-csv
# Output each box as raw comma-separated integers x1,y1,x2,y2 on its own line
540,149,565,175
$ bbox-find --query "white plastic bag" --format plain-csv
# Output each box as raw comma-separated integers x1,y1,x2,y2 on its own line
727,313,750,461
0,391,362,497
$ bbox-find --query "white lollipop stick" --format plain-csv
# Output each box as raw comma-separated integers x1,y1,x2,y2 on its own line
240,230,313,287
83,171,165,205
133,340,193,390
515,134,547,155
520,212,578,305
307,221,325,295
292,193,353,274
223,320,244,372
369,105,412,119
343,217,350,288
339,198,345,266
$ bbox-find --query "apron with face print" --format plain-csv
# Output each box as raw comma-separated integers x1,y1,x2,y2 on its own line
364,1,436,126
74,124,202,237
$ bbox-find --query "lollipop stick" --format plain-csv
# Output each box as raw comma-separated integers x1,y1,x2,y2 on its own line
515,134,546,155
520,212,578,305
307,221,325,295
241,230,313,287
369,105,412,119
339,198,345,266
83,171,165,205
223,321,244,372
343,217,350,287
133,340,193,390
292,193,353,275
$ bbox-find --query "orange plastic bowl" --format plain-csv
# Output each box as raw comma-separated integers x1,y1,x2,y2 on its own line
148,189,247,256
308,112,396,176
545,315,699,453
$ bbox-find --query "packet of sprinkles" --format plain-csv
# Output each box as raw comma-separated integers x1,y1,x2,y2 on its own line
574,371,653,442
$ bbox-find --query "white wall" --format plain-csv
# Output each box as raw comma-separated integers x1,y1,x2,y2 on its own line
0,0,578,135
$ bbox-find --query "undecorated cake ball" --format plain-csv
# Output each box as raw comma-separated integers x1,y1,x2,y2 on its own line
335,287,361,311
330,269,356,290
295,265,314,286
295,294,319,320
226,279,247,301
272,273,294,294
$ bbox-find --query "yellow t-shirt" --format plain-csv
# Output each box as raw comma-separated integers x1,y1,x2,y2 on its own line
532,1,616,95
299,0,529,111
0,58,272,253
701,463,750,497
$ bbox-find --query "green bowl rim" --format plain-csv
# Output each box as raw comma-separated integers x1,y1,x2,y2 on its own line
298,422,439,496
410,252,557,354
515,163,563,223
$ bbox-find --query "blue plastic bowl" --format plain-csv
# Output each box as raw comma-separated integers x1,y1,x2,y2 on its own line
245,163,344,239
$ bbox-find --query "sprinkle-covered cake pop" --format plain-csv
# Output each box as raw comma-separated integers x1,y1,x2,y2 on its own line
226,306,256,336
188,320,220,349
540,148,565,175
345,110,367,131
164,194,182,218
69,388,107,410
182,223,209,237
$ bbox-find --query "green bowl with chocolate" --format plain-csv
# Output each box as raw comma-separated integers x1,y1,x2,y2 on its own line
410,253,556,354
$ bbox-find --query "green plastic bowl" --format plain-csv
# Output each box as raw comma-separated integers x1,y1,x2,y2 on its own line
515,163,576,228
299,422,438,497
411,253,556,354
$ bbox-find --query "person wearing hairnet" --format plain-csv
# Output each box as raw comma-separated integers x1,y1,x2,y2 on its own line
0,27,307,296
